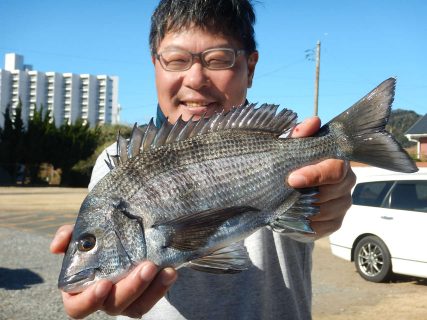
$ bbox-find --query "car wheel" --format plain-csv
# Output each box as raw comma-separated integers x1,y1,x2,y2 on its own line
354,236,392,282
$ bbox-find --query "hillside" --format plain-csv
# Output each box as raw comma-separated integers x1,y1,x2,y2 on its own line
386,108,421,148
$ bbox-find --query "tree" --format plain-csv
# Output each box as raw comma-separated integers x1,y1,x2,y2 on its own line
0,101,25,178
386,109,421,148
0,101,108,186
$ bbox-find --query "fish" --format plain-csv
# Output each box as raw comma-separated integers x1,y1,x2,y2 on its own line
58,78,418,293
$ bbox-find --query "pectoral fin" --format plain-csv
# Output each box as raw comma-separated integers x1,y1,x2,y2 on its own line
186,243,251,274
157,206,259,251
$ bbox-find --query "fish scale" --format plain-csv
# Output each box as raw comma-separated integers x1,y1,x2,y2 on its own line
104,132,284,207
59,78,418,293
133,148,286,215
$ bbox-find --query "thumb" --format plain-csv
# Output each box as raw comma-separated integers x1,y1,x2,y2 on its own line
290,117,321,138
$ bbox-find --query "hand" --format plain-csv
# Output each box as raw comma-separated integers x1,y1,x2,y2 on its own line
288,117,356,239
50,225,177,319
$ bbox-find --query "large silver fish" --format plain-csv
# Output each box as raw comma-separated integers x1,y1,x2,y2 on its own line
58,78,417,293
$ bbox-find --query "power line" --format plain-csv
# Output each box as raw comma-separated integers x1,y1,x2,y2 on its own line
254,58,306,79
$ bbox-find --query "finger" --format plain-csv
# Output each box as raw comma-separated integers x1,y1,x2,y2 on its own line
50,224,74,254
316,167,356,203
310,193,352,239
311,193,353,223
311,218,344,240
122,267,177,318
62,280,112,319
288,159,349,188
102,261,159,316
290,117,321,138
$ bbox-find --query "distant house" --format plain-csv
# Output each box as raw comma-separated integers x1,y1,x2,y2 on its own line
405,114,427,160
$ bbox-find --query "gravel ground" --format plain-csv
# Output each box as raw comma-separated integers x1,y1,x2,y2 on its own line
0,227,111,320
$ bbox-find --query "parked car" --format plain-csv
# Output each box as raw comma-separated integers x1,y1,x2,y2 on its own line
329,167,427,282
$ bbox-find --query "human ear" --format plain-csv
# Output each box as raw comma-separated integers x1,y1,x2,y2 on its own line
247,51,258,88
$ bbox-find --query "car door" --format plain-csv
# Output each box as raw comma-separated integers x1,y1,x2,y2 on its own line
348,180,394,238
379,180,427,263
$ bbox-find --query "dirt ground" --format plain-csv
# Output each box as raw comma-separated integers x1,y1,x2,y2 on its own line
312,238,427,320
0,187,426,319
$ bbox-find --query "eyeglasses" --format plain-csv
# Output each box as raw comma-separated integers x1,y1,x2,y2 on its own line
155,48,246,71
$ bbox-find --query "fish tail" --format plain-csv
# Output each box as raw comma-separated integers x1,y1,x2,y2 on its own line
320,78,418,173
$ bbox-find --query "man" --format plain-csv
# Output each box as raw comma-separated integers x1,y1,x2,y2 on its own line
51,1,355,318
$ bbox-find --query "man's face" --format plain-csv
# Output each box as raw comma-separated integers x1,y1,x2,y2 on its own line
152,26,258,124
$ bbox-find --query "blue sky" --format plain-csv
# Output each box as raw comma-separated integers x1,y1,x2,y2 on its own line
1,0,426,126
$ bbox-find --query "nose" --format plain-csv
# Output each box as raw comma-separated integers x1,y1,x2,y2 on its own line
183,59,209,90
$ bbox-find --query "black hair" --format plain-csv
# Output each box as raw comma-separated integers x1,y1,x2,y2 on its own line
149,0,257,54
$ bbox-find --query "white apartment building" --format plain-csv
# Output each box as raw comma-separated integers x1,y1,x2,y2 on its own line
0,53,120,128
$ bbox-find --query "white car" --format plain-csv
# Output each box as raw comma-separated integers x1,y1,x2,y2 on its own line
329,166,427,282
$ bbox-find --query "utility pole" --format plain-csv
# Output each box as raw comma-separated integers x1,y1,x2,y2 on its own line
313,41,321,116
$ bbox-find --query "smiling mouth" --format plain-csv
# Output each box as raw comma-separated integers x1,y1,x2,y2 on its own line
182,101,215,108
178,101,225,121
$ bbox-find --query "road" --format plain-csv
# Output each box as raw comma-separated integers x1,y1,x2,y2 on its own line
0,187,426,319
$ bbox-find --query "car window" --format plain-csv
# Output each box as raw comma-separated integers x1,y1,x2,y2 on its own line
352,181,393,207
387,181,427,213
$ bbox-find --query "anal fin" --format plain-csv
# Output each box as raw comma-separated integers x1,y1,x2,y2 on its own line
270,188,320,234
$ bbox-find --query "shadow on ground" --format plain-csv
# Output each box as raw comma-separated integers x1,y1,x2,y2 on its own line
389,274,427,286
0,267,44,290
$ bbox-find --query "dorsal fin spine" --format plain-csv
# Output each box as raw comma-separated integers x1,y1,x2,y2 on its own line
142,119,158,151
236,104,255,128
166,116,186,145
189,115,207,138
226,107,243,129
177,117,196,141
242,107,258,128
128,123,144,158
117,133,128,164
110,104,298,171
207,113,222,132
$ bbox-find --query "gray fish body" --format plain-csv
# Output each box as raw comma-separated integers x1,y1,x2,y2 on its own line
59,78,418,293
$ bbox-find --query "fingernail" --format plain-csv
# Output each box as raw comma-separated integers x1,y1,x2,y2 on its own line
139,262,157,282
343,160,350,173
288,173,307,187
161,268,177,286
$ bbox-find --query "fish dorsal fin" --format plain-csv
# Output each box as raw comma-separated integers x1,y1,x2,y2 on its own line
106,103,297,170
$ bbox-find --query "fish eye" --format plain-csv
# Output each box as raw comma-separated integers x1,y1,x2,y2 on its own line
77,234,96,252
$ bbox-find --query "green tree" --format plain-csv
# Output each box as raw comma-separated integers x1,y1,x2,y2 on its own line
72,123,133,180
0,101,25,178
0,104,15,177
0,101,108,186
386,109,421,148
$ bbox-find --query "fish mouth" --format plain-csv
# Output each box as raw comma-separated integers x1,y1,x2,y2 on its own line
58,268,96,293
